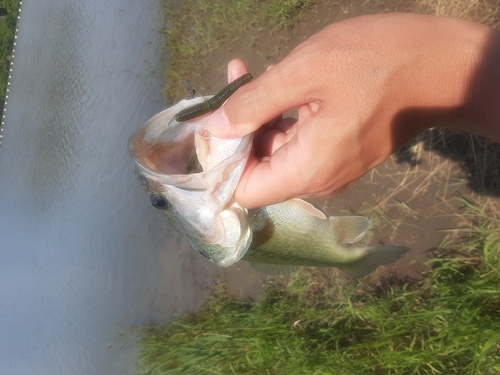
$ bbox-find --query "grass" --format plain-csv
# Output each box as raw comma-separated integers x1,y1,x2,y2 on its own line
414,0,500,26
0,0,21,114
159,0,313,101
137,201,500,374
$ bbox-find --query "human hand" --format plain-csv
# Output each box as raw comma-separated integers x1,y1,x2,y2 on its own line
207,13,497,209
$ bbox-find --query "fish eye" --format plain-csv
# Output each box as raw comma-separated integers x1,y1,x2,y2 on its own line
150,195,168,209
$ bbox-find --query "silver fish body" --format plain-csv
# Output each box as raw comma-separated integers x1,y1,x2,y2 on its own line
128,97,408,277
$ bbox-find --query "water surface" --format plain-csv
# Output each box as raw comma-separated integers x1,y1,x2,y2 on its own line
0,1,217,374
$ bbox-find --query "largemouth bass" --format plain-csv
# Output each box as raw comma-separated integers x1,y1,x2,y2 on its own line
128,88,408,277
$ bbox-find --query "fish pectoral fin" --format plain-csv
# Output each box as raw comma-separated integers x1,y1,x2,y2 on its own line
340,245,409,278
250,262,301,276
330,216,371,244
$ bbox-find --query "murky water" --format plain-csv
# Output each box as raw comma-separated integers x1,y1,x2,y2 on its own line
0,1,218,374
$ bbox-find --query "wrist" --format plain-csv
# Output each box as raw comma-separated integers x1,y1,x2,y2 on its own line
385,15,500,144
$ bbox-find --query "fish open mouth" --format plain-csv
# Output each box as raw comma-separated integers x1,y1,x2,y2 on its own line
138,131,203,175
128,108,206,177
128,98,252,183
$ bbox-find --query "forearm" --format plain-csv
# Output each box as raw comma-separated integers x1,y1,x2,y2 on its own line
372,15,500,147
374,15,500,145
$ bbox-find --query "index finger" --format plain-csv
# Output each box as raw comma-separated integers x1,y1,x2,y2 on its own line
206,58,312,138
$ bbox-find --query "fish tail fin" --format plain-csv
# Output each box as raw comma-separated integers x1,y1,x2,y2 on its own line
340,246,409,278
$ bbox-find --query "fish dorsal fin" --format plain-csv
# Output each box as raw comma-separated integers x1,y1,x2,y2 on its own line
250,262,301,276
289,198,327,219
330,216,371,244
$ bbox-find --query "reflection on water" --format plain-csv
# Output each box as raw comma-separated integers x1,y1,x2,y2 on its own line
30,2,88,207
0,1,217,374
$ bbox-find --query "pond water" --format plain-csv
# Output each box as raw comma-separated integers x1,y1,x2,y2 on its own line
0,1,218,374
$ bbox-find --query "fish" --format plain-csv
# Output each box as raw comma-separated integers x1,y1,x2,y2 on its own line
128,82,409,277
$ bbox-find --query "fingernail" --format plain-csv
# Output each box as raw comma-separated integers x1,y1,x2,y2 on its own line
207,107,230,136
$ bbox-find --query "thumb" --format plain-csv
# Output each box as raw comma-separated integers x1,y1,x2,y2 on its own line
206,60,305,138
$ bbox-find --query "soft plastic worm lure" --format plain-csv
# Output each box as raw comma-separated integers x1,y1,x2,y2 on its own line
174,73,253,122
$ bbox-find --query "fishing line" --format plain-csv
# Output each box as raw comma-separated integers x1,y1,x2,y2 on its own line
185,80,205,100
